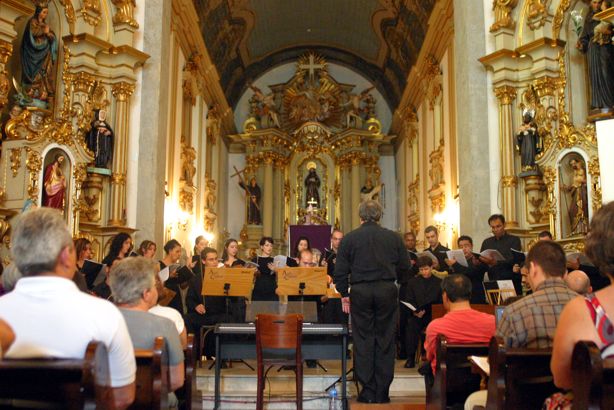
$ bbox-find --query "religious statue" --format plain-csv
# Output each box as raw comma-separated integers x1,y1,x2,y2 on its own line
248,84,280,128
203,178,217,232
18,5,57,109
516,110,541,172
179,137,197,187
304,166,321,208
42,153,66,211
343,86,374,127
239,177,262,225
576,0,614,109
86,109,114,169
561,157,589,236
361,178,384,204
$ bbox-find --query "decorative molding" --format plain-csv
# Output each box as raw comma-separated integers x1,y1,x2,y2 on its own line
494,85,517,105
25,148,42,202
552,0,571,40
111,82,135,101
9,148,22,177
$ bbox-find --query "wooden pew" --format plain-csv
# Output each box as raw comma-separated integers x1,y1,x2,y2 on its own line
427,334,490,410
432,304,495,321
485,336,556,410
131,336,169,409
176,334,202,410
0,341,111,409
572,340,614,410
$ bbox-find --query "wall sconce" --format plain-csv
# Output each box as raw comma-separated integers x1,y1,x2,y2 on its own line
433,205,459,237
176,210,190,231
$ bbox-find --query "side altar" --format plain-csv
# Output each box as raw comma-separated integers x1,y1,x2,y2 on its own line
228,53,391,255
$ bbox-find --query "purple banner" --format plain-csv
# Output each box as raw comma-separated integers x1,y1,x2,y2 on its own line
288,224,332,257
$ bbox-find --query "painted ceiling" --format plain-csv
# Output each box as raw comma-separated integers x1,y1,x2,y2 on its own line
194,0,437,109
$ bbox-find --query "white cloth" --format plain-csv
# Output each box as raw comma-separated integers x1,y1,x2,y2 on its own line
464,389,487,410
0,276,136,387
149,304,185,334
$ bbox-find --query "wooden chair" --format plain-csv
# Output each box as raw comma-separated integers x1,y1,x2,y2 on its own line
427,334,490,410
572,340,614,410
0,341,111,409
255,314,303,410
485,336,555,410
131,336,168,409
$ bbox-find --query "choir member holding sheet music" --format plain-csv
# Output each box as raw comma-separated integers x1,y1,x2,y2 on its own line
444,235,488,304
251,237,279,301
479,214,522,294
403,256,442,368
399,232,419,360
423,225,450,272
74,237,95,291
160,239,195,316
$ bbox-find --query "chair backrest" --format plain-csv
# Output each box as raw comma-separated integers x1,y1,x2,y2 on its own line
427,334,490,410
131,336,169,409
255,314,303,350
0,341,111,409
486,336,555,410
181,334,202,410
431,304,495,320
572,340,614,410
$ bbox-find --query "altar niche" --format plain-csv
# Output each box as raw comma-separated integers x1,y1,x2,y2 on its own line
229,53,392,254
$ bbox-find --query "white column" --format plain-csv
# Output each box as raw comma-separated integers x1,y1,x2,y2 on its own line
596,118,614,204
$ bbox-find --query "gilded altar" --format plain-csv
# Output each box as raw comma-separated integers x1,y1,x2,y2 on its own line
229,53,392,251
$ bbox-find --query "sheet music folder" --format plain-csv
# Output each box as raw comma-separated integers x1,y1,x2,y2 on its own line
245,301,318,323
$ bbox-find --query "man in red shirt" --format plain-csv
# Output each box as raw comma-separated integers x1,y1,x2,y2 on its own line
424,274,495,376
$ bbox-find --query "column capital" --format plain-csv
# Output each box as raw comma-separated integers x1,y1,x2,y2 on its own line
501,175,518,188
494,85,517,105
112,82,135,101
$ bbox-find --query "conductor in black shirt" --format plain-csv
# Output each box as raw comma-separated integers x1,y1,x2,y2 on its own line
334,200,409,404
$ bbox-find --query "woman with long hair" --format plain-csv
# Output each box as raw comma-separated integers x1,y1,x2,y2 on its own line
222,238,245,267
251,237,278,301
101,233,132,266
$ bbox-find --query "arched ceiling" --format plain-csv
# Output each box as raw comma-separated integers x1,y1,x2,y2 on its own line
194,0,437,109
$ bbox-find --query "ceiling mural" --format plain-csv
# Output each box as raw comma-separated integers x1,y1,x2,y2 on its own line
193,0,437,109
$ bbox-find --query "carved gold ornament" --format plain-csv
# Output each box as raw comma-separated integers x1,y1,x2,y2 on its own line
26,148,42,202
111,0,139,28
552,0,570,40
490,0,519,32
9,148,22,177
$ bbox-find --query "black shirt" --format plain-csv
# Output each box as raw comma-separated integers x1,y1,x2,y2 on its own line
480,232,522,281
334,221,409,297
404,274,442,317
424,243,451,272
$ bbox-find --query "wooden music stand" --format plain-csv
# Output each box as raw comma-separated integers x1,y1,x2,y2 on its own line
202,267,255,298
276,267,328,297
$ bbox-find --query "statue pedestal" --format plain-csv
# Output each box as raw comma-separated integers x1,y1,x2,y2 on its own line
241,224,264,259
595,117,614,204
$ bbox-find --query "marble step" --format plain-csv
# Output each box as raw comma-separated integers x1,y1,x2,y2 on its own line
194,360,426,409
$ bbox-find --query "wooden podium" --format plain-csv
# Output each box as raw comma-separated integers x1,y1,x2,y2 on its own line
276,267,328,296
202,267,255,297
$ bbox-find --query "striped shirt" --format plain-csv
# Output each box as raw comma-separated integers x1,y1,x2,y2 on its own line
496,278,577,348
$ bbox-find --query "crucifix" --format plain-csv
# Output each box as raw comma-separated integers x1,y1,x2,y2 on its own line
298,54,325,86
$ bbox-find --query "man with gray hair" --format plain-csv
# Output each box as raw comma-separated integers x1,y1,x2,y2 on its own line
334,200,409,403
109,257,185,393
0,208,136,408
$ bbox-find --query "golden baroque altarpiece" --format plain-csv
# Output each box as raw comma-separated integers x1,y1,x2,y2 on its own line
0,0,147,263
229,53,391,252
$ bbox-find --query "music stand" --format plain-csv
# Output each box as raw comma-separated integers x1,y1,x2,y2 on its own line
203,267,255,370
276,267,329,372
276,267,328,299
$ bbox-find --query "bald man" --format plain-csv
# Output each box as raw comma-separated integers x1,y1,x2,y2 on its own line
565,270,592,295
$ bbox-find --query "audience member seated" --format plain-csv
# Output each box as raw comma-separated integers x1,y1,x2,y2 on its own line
150,273,188,348
546,201,614,408
0,318,14,357
497,240,576,348
445,235,489,304
424,274,495,379
404,255,443,368
109,256,185,393
186,247,230,357
0,208,136,409
564,270,592,295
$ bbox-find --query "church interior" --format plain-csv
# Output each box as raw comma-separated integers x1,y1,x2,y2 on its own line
1,0,614,408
